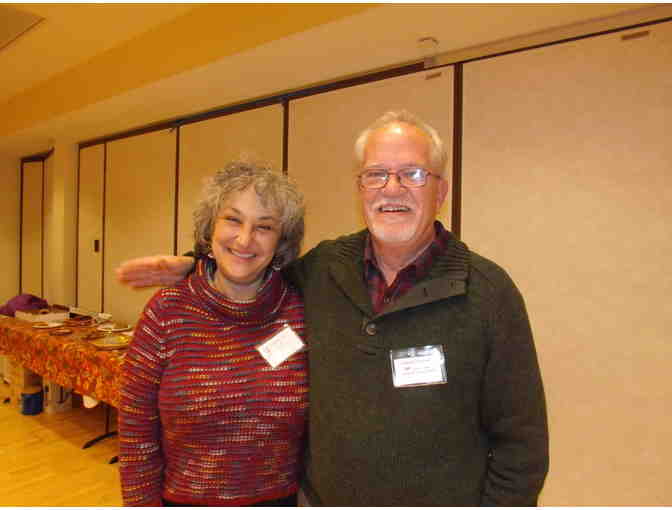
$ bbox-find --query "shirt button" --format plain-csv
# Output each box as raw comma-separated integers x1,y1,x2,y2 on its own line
364,323,377,336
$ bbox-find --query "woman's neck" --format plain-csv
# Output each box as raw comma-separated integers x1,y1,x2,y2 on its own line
211,270,263,302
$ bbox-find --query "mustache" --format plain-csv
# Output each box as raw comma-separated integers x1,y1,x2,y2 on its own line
369,200,413,211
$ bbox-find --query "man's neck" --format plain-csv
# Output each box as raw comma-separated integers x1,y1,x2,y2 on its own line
371,229,436,286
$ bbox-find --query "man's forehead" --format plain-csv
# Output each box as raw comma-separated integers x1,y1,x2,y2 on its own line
382,122,407,136
368,122,429,144
363,123,431,160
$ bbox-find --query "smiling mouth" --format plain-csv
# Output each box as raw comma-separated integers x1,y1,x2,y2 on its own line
229,248,255,259
378,204,411,213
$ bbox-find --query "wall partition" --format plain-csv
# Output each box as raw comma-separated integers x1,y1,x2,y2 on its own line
461,21,672,505
20,160,44,297
0,157,20,303
77,144,105,312
103,129,177,325
41,152,57,305
288,68,454,252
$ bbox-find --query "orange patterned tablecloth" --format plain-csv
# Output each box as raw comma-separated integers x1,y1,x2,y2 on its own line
0,316,125,407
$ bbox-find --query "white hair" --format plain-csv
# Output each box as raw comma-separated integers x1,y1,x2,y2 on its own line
354,110,448,177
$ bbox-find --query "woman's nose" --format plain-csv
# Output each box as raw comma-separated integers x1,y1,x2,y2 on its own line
236,226,253,247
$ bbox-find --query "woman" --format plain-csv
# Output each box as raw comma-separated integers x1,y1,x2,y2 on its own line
118,161,308,506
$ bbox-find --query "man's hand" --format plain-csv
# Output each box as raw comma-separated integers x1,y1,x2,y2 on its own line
115,255,195,288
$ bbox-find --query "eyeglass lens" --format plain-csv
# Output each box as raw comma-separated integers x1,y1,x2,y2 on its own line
360,168,428,189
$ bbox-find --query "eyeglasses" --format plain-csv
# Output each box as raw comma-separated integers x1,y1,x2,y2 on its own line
358,167,441,190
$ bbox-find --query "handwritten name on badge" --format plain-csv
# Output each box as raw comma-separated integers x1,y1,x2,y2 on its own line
256,325,305,368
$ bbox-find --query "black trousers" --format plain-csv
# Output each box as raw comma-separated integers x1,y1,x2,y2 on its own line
162,493,297,507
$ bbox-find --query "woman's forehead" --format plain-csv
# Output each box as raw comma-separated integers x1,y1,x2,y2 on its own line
219,187,281,219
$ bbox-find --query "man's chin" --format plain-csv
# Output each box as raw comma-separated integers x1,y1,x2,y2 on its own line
368,224,415,244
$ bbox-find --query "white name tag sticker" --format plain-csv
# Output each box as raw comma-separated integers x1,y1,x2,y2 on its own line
256,325,305,368
390,345,447,388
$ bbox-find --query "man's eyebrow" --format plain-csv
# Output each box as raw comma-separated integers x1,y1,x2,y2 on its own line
364,162,425,168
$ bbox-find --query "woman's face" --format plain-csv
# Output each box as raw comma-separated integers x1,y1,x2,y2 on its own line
210,186,281,300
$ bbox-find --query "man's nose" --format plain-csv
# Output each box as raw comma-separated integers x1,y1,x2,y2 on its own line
382,173,405,194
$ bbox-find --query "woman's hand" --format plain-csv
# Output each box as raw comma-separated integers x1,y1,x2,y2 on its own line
116,255,195,288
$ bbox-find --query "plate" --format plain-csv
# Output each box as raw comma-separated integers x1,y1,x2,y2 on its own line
90,335,131,350
51,328,73,336
65,318,94,327
33,322,64,329
97,324,131,333
82,330,107,340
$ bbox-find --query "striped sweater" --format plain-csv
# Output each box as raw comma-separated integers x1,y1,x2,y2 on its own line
118,258,308,506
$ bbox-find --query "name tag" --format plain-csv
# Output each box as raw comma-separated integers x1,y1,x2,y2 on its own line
256,325,305,368
390,345,447,388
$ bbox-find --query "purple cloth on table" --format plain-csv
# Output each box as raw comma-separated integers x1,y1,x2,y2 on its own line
0,294,49,317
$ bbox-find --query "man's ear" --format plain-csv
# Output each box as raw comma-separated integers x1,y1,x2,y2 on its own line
436,177,450,209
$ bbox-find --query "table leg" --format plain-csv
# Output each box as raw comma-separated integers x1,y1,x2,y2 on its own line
82,402,118,449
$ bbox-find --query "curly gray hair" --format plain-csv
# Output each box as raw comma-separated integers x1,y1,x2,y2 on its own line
193,161,305,268
354,110,448,177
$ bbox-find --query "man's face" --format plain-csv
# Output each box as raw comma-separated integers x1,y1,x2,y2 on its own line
360,122,448,255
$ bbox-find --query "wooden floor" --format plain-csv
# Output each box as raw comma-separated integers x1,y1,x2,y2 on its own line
0,381,123,506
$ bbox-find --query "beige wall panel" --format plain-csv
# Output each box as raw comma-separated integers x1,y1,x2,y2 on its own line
21,161,43,297
42,142,78,308
178,105,283,255
42,154,56,304
105,130,176,325
77,144,105,312
289,69,454,252
0,157,20,303
462,23,672,505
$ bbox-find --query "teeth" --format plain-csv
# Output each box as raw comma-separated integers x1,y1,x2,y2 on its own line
230,249,254,259
379,205,410,212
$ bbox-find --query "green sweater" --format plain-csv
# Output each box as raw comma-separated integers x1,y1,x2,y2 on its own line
287,227,548,506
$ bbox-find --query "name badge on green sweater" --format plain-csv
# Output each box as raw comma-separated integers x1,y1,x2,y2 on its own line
256,325,305,368
390,345,447,388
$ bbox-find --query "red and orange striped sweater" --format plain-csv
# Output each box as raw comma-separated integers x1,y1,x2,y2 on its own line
118,258,308,506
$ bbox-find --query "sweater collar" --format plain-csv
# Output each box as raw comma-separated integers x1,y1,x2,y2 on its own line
334,222,469,278
363,220,456,285
328,221,470,318
189,257,288,325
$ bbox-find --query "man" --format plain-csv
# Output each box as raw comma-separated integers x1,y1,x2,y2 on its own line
117,110,549,505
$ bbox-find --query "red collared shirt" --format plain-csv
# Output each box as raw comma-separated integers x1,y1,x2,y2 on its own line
364,221,453,315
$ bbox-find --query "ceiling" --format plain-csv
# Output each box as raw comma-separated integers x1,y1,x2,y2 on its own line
0,3,196,103
0,3,42,56
0,3,667,162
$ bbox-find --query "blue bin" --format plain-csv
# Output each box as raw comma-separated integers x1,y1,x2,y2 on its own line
21,389,44,415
